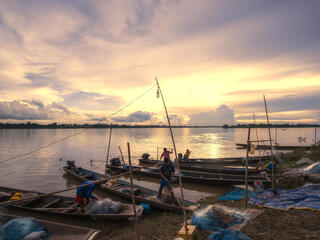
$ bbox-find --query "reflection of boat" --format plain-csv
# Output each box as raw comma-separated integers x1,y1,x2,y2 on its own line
0,213,100,240
139,159,257,175
236,143,312,150
0,186,142,221
106,164,268,186
63,166,198,212
139,156,271,166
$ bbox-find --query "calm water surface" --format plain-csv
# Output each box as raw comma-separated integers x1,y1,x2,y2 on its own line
0,127,317,201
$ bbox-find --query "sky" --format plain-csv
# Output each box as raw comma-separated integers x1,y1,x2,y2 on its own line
0,0,320,125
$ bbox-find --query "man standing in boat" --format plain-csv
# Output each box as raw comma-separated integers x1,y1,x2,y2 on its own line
160,148,173,161
157,158,175,205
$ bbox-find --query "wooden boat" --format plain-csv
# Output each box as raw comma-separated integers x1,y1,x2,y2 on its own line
139,159,258,175
236,143,312,150
139,155,270,166
106,164,268,186
0,186,143,221
63,166,199,212
0,213,100,240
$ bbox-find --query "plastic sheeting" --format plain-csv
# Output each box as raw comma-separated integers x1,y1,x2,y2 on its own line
249,184,320,211
301,162,320,174
209,229,251,240
85,200,122,214
218,189,256,201
0,218,49,240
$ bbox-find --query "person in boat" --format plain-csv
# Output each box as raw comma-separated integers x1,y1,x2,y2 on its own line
183,149,191,160
256,159,277,172
76,180,101,207
160,148,173,161
157,158,175,204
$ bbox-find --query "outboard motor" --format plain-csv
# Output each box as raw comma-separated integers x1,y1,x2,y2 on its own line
110,157,121,166
66,160,75,168
142,153,150,160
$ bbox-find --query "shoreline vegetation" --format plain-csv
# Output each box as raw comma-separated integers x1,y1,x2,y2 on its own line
0,122,319,129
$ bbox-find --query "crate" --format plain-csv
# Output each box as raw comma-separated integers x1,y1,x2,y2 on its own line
177,225,197,240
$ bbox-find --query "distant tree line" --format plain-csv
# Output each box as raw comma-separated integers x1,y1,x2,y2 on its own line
0,122,319,129
0,122,220,129
222,123,320,128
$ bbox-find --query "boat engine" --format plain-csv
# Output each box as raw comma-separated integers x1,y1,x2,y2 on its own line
110,157,121,166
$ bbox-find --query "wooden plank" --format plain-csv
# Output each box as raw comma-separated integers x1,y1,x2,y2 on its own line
41,198,61,208
61,203,79,213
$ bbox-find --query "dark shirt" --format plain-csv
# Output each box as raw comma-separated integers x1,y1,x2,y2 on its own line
160,163,175,180
76,181,96,198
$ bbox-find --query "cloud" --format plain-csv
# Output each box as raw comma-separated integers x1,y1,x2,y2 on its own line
0,100,71,120
112,111,153,123
62,91,124,111
169,114,185,125
188,105,235,126
235,90,320,113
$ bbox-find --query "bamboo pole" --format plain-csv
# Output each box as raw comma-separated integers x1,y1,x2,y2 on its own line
263,95,275,190
119,146,126,165
0,171,130,207
106,124,113,166
155,77,189,239
253,113,260,156
245,126,251,208
127,142,141,240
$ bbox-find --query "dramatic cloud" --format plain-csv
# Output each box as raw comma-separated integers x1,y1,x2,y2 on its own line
188,105,235,126
0,1,320,123
112,111,153,123
0,100,71,120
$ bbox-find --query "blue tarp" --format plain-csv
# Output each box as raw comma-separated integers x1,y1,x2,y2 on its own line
249,184,320,211
209,229,251,240
218,189,256,201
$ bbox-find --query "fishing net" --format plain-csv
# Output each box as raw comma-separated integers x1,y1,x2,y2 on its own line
209,229,252,240
0,217,49,240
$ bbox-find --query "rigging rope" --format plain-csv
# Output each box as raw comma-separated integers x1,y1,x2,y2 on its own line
0,83,157,165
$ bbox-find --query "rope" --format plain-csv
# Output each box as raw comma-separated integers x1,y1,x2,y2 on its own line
0,84,156,166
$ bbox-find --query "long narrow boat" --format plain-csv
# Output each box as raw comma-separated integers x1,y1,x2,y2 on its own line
106,164,268,185
236,143,312,150
139,155,270,166
139,159,257,175
0,186,142,221
0,213,100,240
63,166,198,212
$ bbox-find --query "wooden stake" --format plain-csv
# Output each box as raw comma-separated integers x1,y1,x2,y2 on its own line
263,95,275,190
155,77,189,239
157,146,159,160
315,127,317,145
127,142,141,240
253,113,261,156
119,146,126,165
106,124,113,166
245,126,251,208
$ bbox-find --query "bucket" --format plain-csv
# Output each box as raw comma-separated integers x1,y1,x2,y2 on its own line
140,203,151,214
